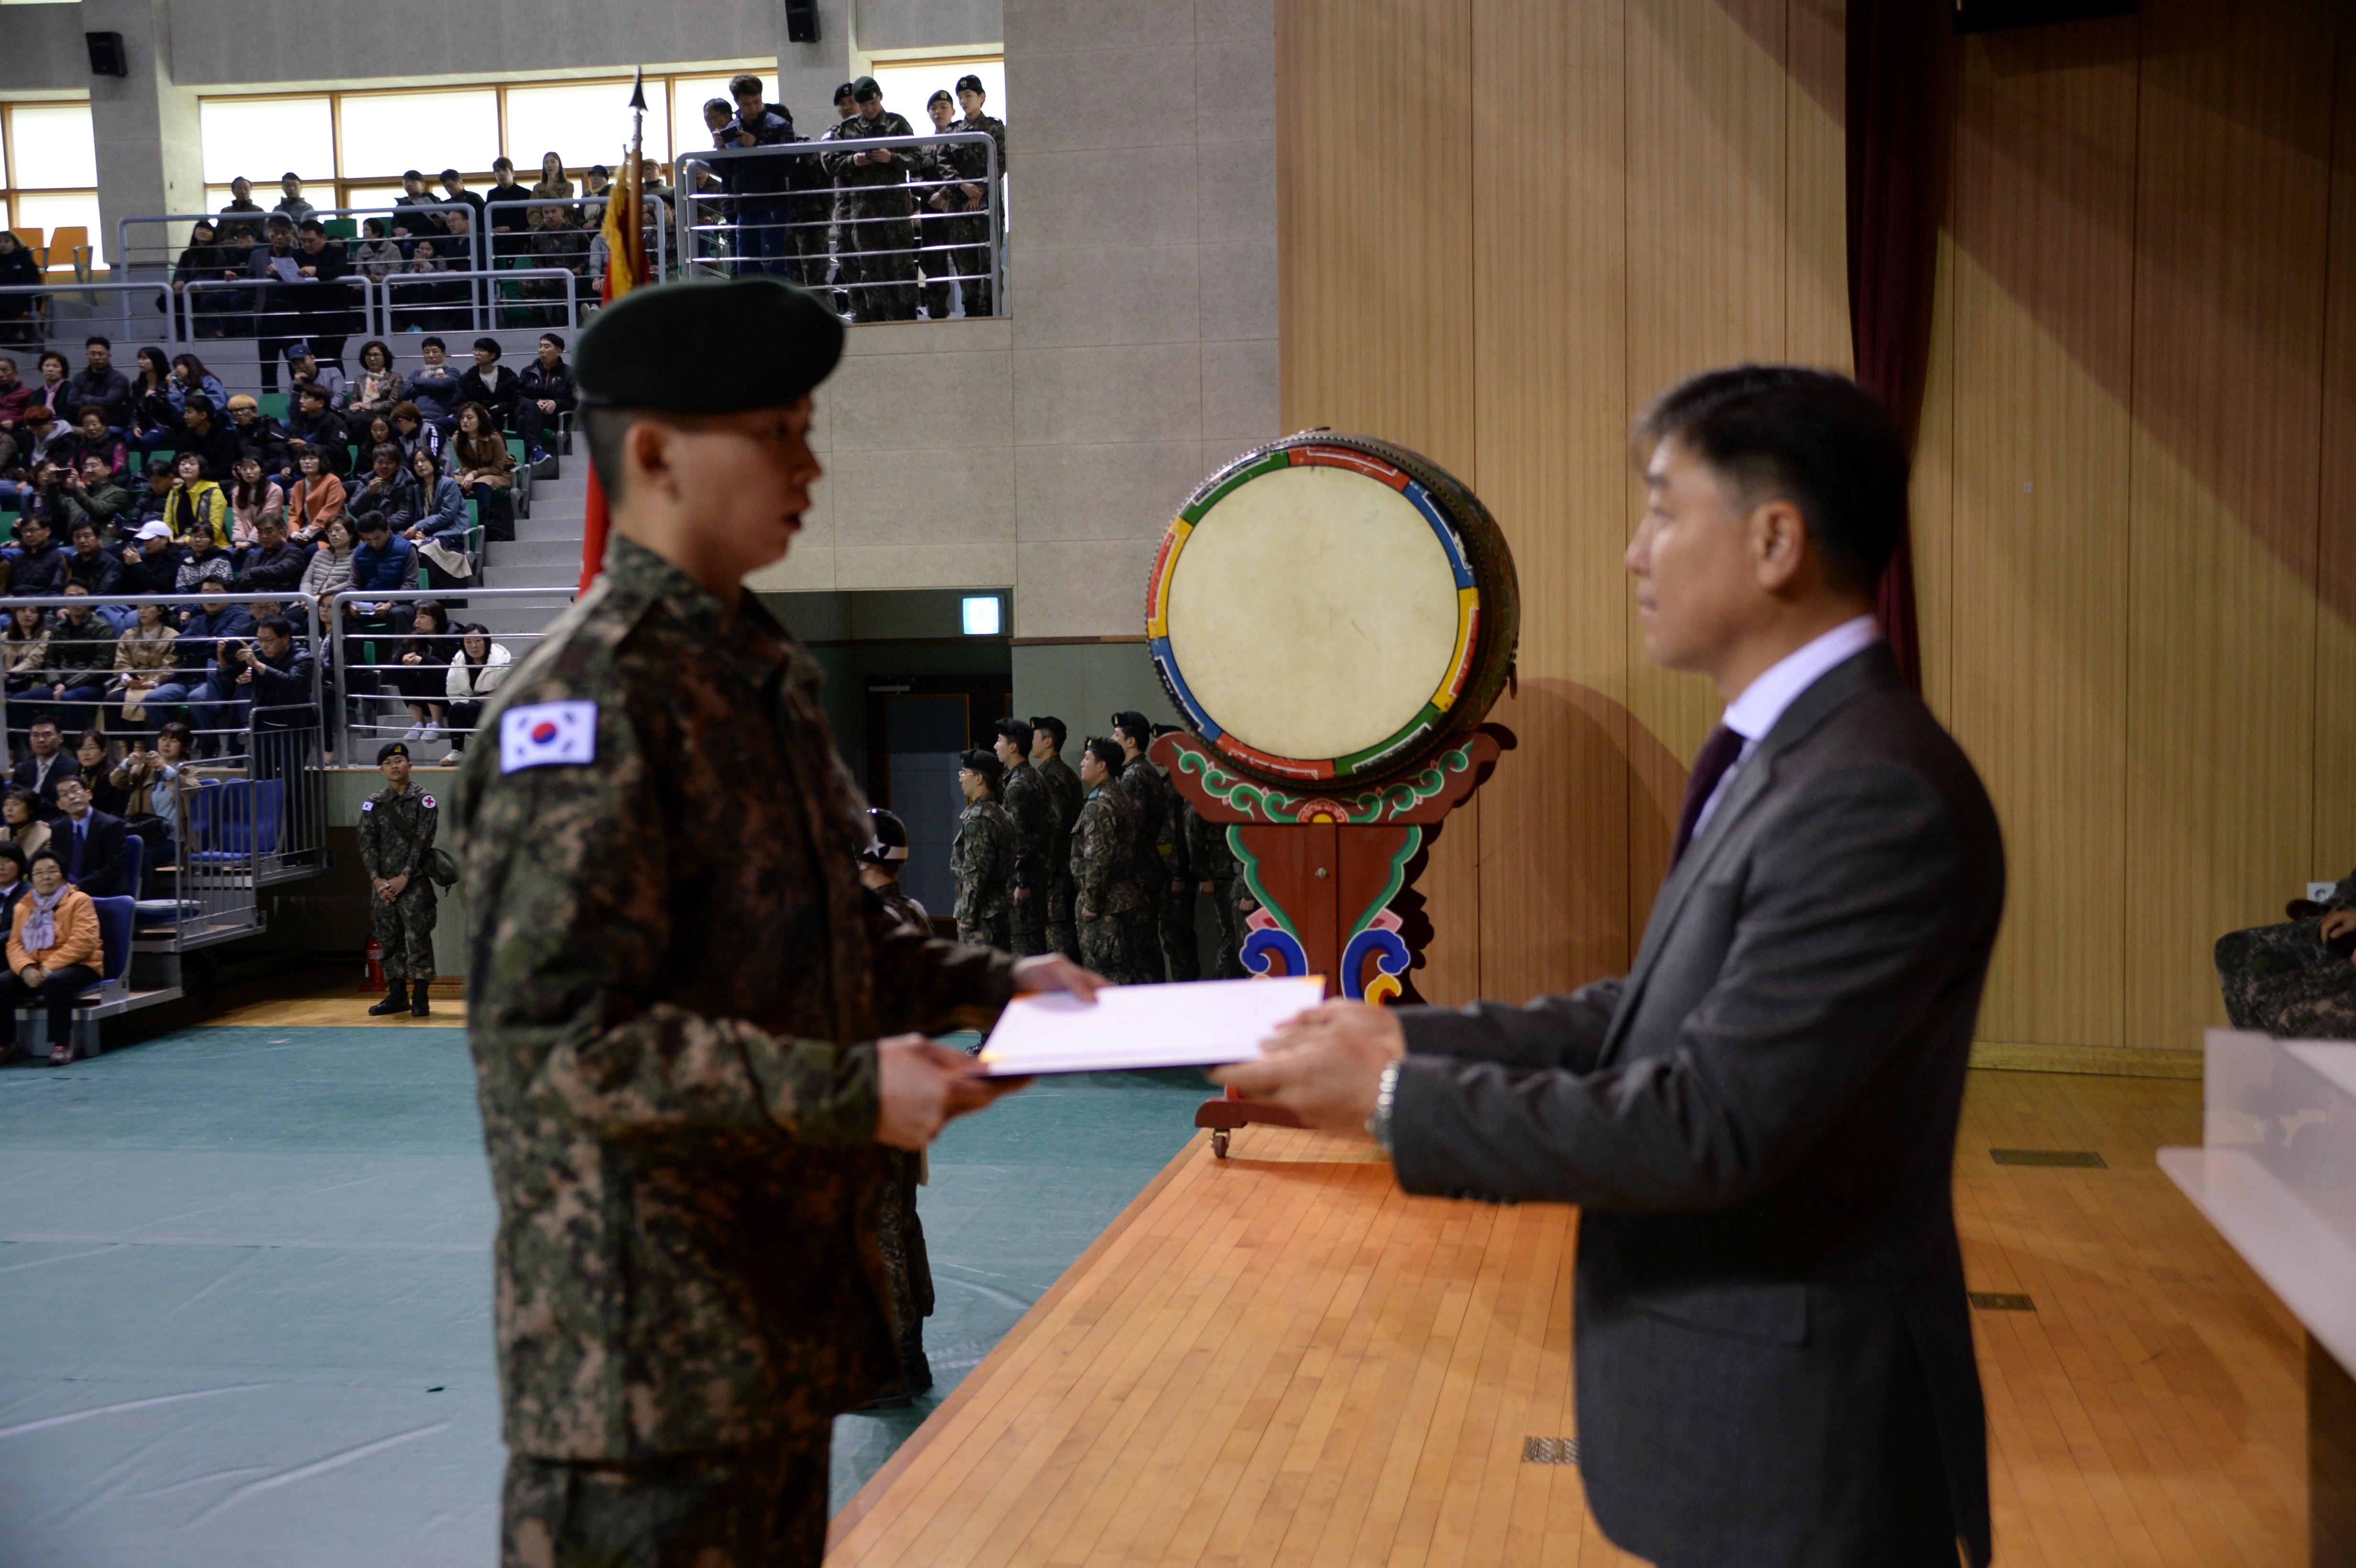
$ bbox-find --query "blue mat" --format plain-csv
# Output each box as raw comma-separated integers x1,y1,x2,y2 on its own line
0,1026,1209,1567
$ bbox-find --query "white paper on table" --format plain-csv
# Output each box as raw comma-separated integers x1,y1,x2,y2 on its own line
975,975,1327,1077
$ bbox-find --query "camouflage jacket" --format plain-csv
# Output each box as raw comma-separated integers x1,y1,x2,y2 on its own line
452,535,1014,1461
876,883,929,935
1118,754,1178,880
1001,761,1056,894
933,114,1005,208
358,782,439,880
822,111,919,215
1072,780,1145,920
1185,798,1236,883
1037,753,1083,875
950,796,1015,930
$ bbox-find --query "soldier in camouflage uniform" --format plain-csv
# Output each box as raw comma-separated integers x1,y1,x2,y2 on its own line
950,747,1015,948
1152,725,1203,981
993,717,1056,957
1113,712,1176,981
358,740,438,1017
854,806,936,1403
949,76,1007,317
453,277,1099,1567
2217,869,2356,1038
1072,736,1145,983
1031,715,1084,959
820,77,920,322
1188,795,1244,979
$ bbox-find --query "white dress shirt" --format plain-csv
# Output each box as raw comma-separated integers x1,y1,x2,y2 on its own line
1688,614,1882,844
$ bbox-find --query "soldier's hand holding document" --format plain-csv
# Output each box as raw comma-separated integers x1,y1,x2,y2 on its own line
976,975,1327,1076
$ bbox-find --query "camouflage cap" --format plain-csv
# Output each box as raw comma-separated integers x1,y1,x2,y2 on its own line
574,278,844,413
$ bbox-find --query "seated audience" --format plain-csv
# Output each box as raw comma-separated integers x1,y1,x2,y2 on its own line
354,219,404,281
172,395,240,484
0,844,25,929
2,849,104,1066
109,601,179,728
457,338,520,434
0,789,50,858
56,337,131,431
65,409,128,481
444,623,507,759
3,405,65,515
300,517,358,605
43,588,117,731
450,402,516,542
110,721,197,853
10,517,72,597
227,455,285,547
344,340,407,419
392,599,454,739
116,522,185,598
282,383,351,478
286,448,347,543
49,458,132,544
169,353,229,419
407,338,463,431
126,348,178,463
73,733,129,818
2,612,51,734
164,454,231,548
391,169,443,242
402,450,472,587
235,514,312,594
225,394,290,475
30,350,69,415
10,719,78,816
128,457,177,528
389,401,443,467
50,775,129,899
348,443,417,532
515,332,574,468
61,521,125,599
174,522,237,593
285,341,349,407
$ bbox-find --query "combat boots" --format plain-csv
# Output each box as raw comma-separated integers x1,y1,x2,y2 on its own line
369,980,410,1016
410,985,432,1018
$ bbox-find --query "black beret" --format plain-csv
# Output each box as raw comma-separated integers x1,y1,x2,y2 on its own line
377,741,410,762
1111,710,1152,739
851,75,882,99
959,748,1003,785
833,81,856,101
956,74,985,96
574,278,844,413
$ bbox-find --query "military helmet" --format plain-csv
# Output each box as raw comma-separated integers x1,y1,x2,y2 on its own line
862,807,909,863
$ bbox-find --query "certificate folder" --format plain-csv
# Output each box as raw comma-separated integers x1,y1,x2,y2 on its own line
975,975,1327,1077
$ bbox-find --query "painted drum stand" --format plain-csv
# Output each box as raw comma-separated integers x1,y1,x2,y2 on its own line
1142,430,1520,1156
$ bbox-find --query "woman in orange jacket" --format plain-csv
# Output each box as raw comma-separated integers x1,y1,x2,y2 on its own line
2,849,103,1066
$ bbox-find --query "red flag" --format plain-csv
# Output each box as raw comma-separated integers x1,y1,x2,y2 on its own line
579,79,651,593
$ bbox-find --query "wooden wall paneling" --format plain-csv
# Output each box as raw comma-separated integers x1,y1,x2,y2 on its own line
1468,0,1636,1002
2123,0,2339,1052
1940,23,2140,1050
1783,0,1854,372
1276,0,1482,1002
1911,229,1958,720
2311,11,2356,883
1620,0,1797,921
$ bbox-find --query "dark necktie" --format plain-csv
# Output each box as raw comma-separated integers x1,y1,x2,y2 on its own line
1671,725,1745,865
71,820,86,878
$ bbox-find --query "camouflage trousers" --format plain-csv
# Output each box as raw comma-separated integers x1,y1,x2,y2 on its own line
2217,918,2356,1037
1046,871,1078,960
371,881,436,980
501,1425,830,1568
1123,908,1161,985
1161,880,1202,983
841,213,918,322
957,908,1011,951
1078,910,1132,985
1010,888,1051,958
1205,875,1242,979
877,1148,932,1344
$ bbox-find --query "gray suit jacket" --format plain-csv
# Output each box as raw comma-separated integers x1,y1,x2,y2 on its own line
1392,645,2001,1568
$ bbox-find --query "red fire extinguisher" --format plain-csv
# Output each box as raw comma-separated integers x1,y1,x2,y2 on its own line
364,939,385,988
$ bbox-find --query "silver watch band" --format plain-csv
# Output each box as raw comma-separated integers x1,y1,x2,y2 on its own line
1368,1058,1402,1154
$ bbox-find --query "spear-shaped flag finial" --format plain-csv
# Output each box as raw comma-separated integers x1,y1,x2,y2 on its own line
629,67,647,114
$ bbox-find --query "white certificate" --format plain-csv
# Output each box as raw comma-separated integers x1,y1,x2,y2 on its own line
975,975,1327,1077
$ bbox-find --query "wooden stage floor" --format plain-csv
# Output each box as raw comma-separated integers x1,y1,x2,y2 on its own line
827,1069,2303,1567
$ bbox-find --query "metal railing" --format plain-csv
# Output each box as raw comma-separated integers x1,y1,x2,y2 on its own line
117,202,479,280
676,132,1004,318
0,279,179,353
0,590,327,768
327,585,573,762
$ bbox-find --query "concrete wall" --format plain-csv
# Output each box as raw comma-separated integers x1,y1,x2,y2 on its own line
0,5,91,93
859,0,1002,51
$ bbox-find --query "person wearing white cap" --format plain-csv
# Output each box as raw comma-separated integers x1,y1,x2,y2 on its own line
116,521,185,599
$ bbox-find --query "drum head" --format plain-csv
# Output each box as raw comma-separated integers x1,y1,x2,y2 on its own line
1148,434,1518,787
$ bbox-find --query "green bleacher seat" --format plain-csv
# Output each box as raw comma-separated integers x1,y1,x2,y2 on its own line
260,392,288,420
323,218,358,240
506,437,526,465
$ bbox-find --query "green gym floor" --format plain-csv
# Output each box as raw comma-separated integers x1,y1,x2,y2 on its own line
0,1023,1210,1567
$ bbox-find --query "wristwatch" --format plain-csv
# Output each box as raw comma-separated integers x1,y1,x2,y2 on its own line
1367,1059,1402,1155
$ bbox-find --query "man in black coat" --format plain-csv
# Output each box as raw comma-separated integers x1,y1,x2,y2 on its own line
457,338,520,436
1217,367,2003,1568
52,775,131,898
11,719,81,820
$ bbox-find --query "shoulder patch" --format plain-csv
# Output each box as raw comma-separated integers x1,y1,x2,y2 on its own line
360,799,374,812
501,700,599,773
420,793,436,809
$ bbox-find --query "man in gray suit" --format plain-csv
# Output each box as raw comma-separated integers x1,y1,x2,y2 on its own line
1216,366,2003,1568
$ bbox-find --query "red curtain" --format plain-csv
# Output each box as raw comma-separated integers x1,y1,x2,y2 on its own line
1846,0,1946,692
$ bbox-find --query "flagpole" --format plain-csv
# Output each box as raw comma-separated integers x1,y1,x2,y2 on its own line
578,69,650,596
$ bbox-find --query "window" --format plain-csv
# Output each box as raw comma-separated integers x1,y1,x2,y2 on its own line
0,99,102,266
339,89,501,185
507,82,672,176
869,57,1007,134
197,98,333,187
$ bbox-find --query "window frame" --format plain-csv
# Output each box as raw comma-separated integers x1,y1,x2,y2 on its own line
0,98,101,269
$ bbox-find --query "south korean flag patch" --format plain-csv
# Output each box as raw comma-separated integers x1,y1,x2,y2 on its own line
500,700,599,773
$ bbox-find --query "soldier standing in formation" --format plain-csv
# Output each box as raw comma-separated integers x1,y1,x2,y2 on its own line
1072,736,1145,982
1188,793,1244,979
359,739,437,1018
951,747,1015,948
1112,711,1177,980
854,805,937,1404
822,76,921,322
1031,715,1084,959
1152,723,1202,981
949,74,1007,316
454,276,1099,1567
993,717,1056,957
2216,868,2356,1038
